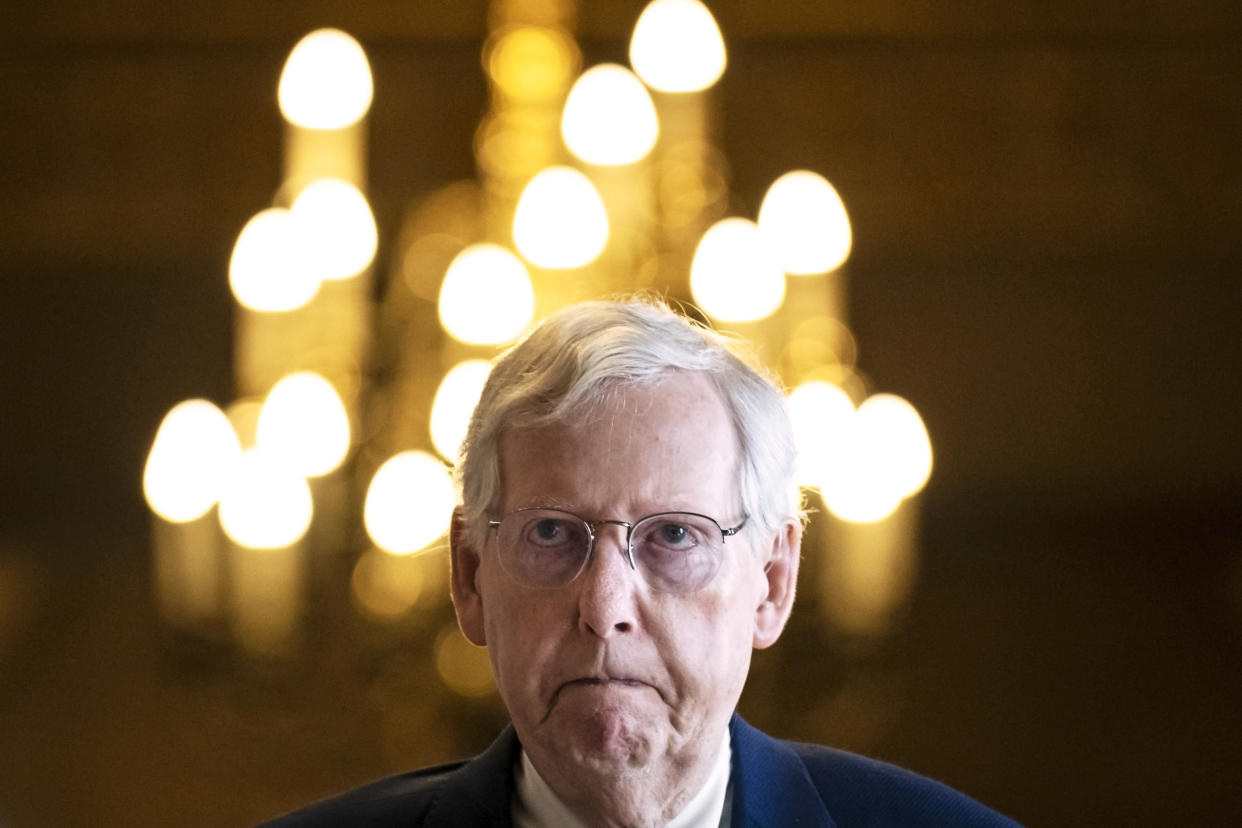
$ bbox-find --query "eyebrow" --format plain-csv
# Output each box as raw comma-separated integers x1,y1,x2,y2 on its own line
512,495,576,511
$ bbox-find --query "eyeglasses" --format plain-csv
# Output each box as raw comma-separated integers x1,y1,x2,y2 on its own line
487,507,747,594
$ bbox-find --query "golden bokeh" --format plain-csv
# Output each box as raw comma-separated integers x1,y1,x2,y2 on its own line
561,64,659,166
430,360,493,462
289,178,378,281
217,448,314,549
438,244,535,345
256,372,351,479
629,0,727,93
513,167,610,268
363,451,456,556
787,380,856,489
351,546,427,621
758,170,852,275
278,28,373,129
143,400,242,523
485,25,579,104
228,208,320,313
690,218,786,322
435,623,496,698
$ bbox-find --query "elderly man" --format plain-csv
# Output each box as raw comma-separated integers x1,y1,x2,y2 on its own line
264,298,1018,826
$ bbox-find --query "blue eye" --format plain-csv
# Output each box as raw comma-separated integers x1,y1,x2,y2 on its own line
659,523,688,545
522,516,582,549
641,519,701,551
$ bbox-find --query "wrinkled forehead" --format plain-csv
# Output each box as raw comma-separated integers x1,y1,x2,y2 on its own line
495,372,742,513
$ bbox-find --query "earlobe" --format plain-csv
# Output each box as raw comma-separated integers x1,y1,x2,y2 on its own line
753,519,801,649
449,506,488,646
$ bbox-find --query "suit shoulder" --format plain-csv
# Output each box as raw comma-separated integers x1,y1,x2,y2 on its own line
783,740,1022,827
257,760,468,828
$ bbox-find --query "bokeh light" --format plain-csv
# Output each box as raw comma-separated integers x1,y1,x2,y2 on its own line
435,623,495,697
225,399,263,449
289,178,378,281
486,25,579,103
562,63,659,166
438,244,535,345
818,441,906,524
787,381,856,488
690,217,786,322
278,29,373,129
218,448,314,549
350,546,427,621
758,170,852,275
430,360,493,463
255,372,351,478
229,208,320,312
513,167,609,268
856,393,933,499
143,399,242,523
813,393,933,523
363,451,456,556
629,0,727,93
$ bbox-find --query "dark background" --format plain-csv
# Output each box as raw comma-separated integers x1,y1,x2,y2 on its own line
2,2,1241,825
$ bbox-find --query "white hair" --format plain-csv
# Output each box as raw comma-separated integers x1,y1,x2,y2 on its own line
456,296,803,548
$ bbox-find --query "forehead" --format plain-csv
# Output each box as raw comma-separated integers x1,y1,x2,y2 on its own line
497,371,740,515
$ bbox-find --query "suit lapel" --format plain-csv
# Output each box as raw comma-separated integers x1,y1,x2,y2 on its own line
729,715,836,828
422,725,521,827
419,717,837,827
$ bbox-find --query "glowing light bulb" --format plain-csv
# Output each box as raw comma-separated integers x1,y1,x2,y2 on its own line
562,63,659,166
290,178,377,281
255,372,351,478
278,29,373,129
813,393,931,524
364,451,456,555
758,170,852,275
218,448,314,549
689,218,786,322
818,436,905,524
229,208,320,312
439,244,535,345
143,400,242,523
430,360,492,462
856,394,933,498
513,167,609,269
787,381,856,488
629,0,726,93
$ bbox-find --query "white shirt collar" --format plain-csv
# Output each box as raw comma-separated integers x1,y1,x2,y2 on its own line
512,727,733,827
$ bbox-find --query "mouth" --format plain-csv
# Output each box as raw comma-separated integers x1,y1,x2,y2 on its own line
567,677,647,689
543,676,651,720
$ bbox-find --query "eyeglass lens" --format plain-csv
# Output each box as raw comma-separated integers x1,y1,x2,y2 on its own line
496,509,725,593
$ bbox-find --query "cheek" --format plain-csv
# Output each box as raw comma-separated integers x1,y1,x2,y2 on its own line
481,587,566,695
660,594,755,686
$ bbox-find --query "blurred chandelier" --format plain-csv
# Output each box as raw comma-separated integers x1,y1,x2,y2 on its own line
143,0,933,668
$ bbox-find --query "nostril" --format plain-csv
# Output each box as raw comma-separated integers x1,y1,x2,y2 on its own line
614,621,632,633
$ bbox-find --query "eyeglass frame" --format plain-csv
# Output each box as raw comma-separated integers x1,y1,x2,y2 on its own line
486,507,748,593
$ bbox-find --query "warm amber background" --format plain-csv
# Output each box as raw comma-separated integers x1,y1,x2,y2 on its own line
2,2,1241,826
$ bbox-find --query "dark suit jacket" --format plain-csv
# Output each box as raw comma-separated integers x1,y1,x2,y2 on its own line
261,714,1021,826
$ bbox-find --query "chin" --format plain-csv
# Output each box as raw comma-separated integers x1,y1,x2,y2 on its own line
549,697,662,770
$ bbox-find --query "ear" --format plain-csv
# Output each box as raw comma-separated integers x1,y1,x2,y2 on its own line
449,506,488,646
753,519,801,649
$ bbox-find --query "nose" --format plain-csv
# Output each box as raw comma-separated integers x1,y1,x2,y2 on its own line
575,525,639,638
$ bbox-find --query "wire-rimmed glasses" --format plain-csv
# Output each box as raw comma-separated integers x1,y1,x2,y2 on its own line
487,507,747,594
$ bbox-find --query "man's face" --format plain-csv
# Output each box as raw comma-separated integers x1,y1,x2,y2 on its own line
452,370,798,793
